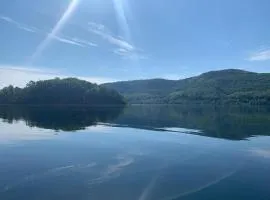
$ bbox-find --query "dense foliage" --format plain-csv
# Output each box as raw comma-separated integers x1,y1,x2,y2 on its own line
103,69,270,104
0,78,126,105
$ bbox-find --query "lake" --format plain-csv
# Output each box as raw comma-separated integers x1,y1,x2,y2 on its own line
0,105,270,200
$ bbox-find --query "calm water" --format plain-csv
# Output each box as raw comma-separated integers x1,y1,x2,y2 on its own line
0,105,270,200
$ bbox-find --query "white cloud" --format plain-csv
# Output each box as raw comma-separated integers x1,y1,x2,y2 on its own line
249,49,270,61
0,65,116,88
88,22,145,60
0,16,39,33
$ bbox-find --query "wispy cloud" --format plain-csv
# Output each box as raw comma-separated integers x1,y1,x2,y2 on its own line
0,16,38,33
71,37,97,47
88,22,146,60
0,15,97,49
0,66,59,74
0,65,116,88
113,48,146,60
249,49,270,61
51,35,97,48
88,22,134,50
51,35,85,47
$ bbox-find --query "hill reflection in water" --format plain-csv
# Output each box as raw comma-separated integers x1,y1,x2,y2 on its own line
0,106,124,131
1,105,270,140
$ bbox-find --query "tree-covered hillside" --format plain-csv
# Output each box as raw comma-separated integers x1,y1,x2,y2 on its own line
0,78,126,105
103,69,270,104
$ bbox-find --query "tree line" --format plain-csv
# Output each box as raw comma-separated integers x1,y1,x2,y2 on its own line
0,78,126,105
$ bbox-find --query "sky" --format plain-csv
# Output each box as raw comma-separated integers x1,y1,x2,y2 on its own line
0,0,270,87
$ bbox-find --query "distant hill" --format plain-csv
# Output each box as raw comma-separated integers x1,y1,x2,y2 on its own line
103,69,270,104
0,78,126,105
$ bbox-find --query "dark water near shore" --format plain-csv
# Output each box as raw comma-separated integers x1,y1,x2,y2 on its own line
0,105,270,200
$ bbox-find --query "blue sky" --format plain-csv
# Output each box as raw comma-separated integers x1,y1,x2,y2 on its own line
0,0,270,87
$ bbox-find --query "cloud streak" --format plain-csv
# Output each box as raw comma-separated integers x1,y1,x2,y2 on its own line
0,16,38,33
71,37,97,47
0,15,97,49
1,15,144,60
249,49,270,61
52,35,86,47
88,22,134,50
88,22,145,60
51,35,97,48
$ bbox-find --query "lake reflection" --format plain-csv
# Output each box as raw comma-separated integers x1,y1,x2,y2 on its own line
1,105,270,140
0,106,124,131
0,105,270,200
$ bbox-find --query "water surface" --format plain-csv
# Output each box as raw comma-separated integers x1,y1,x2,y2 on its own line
0,105,270,200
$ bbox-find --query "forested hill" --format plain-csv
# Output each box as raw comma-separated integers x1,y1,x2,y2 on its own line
103,69,270,104
0,78,126,105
